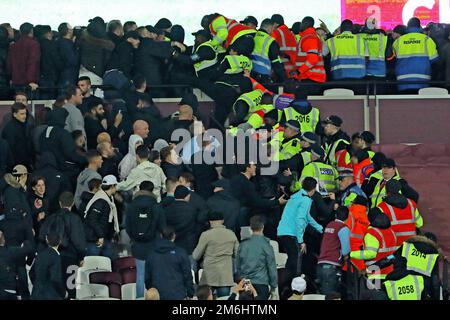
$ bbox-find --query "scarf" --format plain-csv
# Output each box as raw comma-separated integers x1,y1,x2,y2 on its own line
84,189,120,234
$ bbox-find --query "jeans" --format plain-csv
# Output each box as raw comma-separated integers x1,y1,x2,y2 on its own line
135,258,146,298
316,263,341,295
86,240,113,259
278,236,301,291
213,286,231,298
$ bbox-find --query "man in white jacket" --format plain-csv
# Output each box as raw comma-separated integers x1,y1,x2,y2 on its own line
117,145,166,201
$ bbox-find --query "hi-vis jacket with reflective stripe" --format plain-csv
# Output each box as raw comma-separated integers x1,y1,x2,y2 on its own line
223,55,253,74
326,31,366,79
369,169,401,208
350,226,397,277
270,134,302,162
233,89,264,116
401,242,439,277
292,161,338,194
393,29,438,91
361,32,388,77
283,106,320,134
272,24,297,75
378,198,423,246
251,30,280,76
295,27,326,83
325,138,350,168
193,40,220,75
209,16,256,48
346,204,370,270
384,274,424,300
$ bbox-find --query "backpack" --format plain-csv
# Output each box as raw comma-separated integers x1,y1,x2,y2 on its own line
131,205,155,242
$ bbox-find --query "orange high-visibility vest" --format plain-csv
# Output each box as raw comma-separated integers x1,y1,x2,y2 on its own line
353,157,375,187
366,227,397,275
378,199,418,246
346,204,370,270
272,24,297,76
295,27,326,83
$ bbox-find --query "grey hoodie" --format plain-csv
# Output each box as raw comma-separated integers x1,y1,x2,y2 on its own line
74,168,101,209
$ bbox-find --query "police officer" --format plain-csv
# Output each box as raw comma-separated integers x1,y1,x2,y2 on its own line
281,90,321,135
337,169,367,207
190,29,224,81
251,18,285,84
322,115,350,168
271,120,302,162
292,144,338,194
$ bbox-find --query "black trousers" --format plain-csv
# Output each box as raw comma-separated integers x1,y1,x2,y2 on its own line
278,235,301,291
252,283,270,300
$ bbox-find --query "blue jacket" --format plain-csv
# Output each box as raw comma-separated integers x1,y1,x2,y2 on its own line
277,189,323,243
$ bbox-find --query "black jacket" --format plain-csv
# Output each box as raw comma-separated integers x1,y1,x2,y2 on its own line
161,161,184,180
144,239,194,300
310,191,336,226
206,189,241,233
163,199,200,255
30,247,65,300
32,152,72,211
39,38,63,82
0,243,32,292
0,207,34,250
1,174,33,226
39,108,87,172
57,37,79,85
79,29,115,77
107,40,135,78
190,151,218,200
78,191,94,218
28,192,50,236
38,208,87,261
1,118,34,168
133,38,174,86
83,193,114,242
0,30,9,97
84,115,106,149
0,137,13,177
230,173,278,210
125,190,166,260
98,153,122,179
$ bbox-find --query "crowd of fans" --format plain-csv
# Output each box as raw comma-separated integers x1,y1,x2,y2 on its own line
0,13,447,301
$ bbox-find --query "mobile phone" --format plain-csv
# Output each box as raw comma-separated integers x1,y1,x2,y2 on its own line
243,279,251,291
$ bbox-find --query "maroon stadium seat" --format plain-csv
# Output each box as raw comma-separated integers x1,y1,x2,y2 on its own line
89,271,123,299
113,257,137,284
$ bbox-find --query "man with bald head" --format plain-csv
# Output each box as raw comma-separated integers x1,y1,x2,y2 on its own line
97,132,112,145
133,120,149,140
97,141,122,177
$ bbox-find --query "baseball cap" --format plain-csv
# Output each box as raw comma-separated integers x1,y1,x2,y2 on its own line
338,169,354,180
240,16,258,27
146,25,163,35
12,165,28,175
322,115,343,127
102,175,118,186
285,120,300,132
382,158,396,168
291,275,307,293
300,132,318,144
155,18,172,30
192,29,211,39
